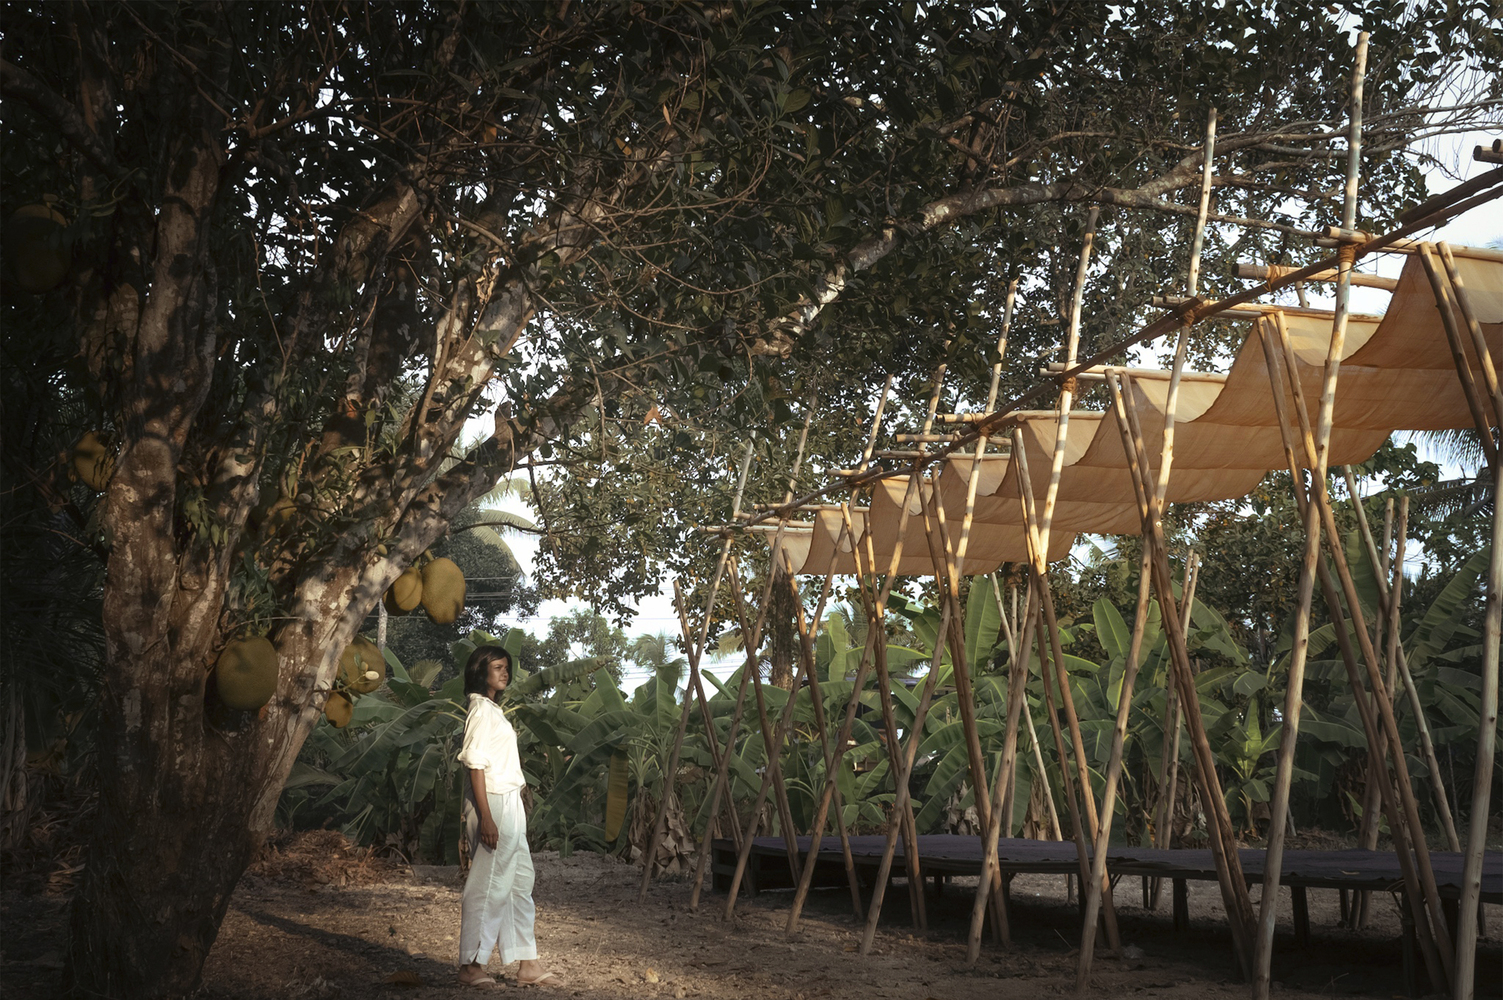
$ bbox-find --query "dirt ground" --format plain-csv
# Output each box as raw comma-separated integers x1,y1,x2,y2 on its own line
3,831,1499,999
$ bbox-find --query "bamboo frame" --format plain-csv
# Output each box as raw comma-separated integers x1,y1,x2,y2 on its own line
783,557,865,918
1107,371,1258,978
849,497,932,939
1255,317,1449,987
1012,431,1124,954
720,553,829,917
1272,315,1456,977
1343,476,1459,853
640,442,754,900
1078,313,1198,985
1433,245,1502,1000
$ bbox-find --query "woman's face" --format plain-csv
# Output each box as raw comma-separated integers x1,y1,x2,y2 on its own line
486,657,510,697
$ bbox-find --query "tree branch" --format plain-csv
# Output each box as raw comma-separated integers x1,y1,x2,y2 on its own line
0,58,122,179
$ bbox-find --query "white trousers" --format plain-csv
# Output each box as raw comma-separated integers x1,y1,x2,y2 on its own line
459,787,538,966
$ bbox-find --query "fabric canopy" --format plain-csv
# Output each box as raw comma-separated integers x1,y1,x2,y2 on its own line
766,246,1502,577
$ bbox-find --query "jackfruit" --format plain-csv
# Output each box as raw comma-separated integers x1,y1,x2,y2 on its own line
337,635,385,694
325,691,354,728
420,557,465,624
215,637,279,711
72,431,114,491
384,566,423,615
4,203,70,293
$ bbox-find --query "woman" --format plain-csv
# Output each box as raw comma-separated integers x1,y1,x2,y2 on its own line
457,646,563,988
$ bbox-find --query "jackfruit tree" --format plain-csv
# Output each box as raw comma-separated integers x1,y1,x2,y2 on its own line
1,3,1497,998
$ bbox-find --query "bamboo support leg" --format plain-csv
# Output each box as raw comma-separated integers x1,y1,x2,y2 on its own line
921,492,1008,936
1012,432,1121,953
1255,327,1447,985
1435,245,1503,1000
860,604,952,953
640,566,734,899
722,562,835,919
785,569,865,920
1109,373,1256,978
1270,324,1457,986
1077,544,1156,987
850,502,930,935
967,583,1042,964
1454,457,1501,1000
1345,482,1460,853
688,618,762,911
785,624,882,936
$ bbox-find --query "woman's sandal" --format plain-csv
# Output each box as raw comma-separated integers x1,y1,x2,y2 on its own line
516,970,565,987
457,973,501,989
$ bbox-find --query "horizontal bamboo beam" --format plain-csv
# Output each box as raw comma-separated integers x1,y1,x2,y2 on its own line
1234,262,1398,290
1150,295,1385,323
1040,362,1229,383
896,432,968,443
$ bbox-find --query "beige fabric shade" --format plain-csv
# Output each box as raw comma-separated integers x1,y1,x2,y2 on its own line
764,247,1502,578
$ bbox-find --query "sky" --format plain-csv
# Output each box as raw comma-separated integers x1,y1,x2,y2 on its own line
478,131,1502,694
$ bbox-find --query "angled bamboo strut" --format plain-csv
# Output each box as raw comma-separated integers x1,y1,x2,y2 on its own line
640,442,754,901
1255,315,1449,988
1107,370,1259,978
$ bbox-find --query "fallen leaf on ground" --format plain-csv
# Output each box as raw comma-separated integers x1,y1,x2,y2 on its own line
383,969,425,987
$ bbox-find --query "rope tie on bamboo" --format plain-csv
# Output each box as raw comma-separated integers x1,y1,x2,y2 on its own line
1337,242,1358,268
1062,376,1079,396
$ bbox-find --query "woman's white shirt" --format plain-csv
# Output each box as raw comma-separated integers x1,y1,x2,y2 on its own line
458,694,525,795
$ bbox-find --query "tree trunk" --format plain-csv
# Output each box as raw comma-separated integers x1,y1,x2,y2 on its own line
767,559,797,690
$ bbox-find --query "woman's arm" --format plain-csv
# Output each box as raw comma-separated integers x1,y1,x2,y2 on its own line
469,767,499,850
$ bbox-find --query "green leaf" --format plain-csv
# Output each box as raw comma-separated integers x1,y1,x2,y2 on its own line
1093,598,1131,661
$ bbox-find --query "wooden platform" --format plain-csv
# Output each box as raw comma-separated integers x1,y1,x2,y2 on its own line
711,834,1500,994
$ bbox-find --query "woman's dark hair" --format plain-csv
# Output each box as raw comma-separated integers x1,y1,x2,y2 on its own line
463,645,512,700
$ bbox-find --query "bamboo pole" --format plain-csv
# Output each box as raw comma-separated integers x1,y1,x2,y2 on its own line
854,357,963,935
849,498,932,937
721,555,828,918
1343,476,1459,853
783,552,866,919
1419,245,1498,471
1080,210,1202,969
1107,372,1258,978
1148,651,1182,910
1437,254,1503,1000
1013,433,1122,953
1268,314,1457,986
785,379,913,938
686,502,804,910
1256,320,1448,986
920,484,1018,941
723,447,816,903
640,443,754,900
949,284,1026,948
1438,242,1503,426
858,576,952,954
670,579,742,845
967,582,1044,964
784,601,882,934
1454,441,1501,1000
1028,207,1123,956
